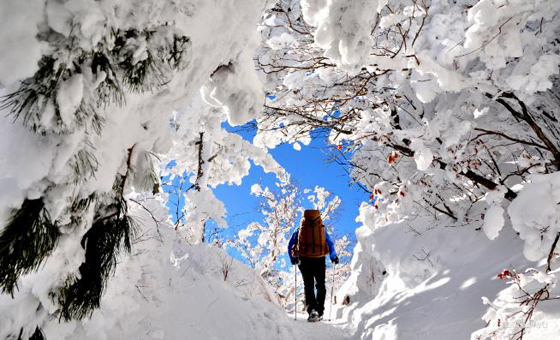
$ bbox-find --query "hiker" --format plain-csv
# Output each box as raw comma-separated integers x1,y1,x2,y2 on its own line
288,209,339,322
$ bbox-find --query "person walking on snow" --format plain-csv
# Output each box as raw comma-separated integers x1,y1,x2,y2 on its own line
288,209,339,322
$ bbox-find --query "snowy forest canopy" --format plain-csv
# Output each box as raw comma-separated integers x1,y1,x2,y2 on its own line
0,0,559,339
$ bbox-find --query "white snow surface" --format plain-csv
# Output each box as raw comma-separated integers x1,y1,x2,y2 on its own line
0,0,44,85
304,0,384,73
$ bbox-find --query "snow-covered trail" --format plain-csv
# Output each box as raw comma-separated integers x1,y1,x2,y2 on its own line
290,312,353,340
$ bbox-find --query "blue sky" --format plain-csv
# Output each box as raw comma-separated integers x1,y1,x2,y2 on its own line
214,123,366,242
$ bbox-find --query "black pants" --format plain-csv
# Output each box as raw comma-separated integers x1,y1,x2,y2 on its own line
298,256,326,315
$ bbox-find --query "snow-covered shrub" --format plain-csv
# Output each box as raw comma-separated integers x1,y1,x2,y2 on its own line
472,268,560,340
472,172,560,339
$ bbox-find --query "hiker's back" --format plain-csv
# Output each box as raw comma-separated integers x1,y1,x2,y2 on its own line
295,210,329,258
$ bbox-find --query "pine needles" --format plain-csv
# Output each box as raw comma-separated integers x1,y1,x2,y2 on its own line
28,327,45,340
56,180,136,321
0,27,191,135
70,144,100,182
91,51,125,108
0,199,60,296
0,57,67,134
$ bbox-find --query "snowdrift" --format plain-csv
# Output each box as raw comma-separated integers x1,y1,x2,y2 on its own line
335,178,560,339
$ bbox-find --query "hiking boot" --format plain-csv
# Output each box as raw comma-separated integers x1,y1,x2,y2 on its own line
307,310,319,322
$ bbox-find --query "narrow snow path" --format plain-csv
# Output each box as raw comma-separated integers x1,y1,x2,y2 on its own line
289,312,353,340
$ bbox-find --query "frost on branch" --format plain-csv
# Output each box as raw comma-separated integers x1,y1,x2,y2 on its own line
161,96,284,243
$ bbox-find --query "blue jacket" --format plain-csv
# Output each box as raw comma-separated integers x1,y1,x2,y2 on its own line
288,228,337,262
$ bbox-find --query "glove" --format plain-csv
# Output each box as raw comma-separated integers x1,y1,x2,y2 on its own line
332,257,339,265
291,258,300,265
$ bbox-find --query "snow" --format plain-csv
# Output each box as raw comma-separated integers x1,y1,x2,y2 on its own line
0,118,56,208
333,201,532,339
307,0,383,73
0,0,44,86
201,48,264,126
473,107,489,119
250,183,263,195
56,74,84,127
482,205,505,241
508,173,560,261
410,139,433,171
267,32,296,50
506,54,560,94
46,1,73,37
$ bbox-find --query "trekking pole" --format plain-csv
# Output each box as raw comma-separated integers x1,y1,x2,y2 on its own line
294,264,297,321
329,263,335,322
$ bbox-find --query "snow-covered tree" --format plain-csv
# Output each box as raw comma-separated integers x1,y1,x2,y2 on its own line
0,0,275,337
160,98,284,244
256,0,560,337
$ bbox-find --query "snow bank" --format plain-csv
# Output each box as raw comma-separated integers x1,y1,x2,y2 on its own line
0,194,278,339
333,201,544,339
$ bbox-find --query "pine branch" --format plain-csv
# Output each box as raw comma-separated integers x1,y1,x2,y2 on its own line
91,51,125,107
28,327,45,340
0,57,68,133
0,199,60,296
56,184,136,321
0,28,190,136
